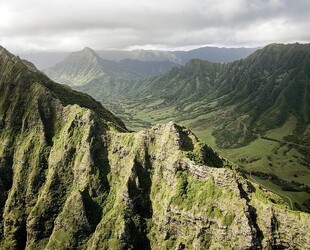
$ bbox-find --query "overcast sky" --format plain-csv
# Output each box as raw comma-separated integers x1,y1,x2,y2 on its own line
0,0,309,53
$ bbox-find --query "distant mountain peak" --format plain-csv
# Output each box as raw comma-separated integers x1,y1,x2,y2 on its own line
82,46,94,51
43,46,107,86
80,46,98,55
71,46,101,60
0,46,18,61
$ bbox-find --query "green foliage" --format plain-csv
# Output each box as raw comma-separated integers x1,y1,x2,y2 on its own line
222,213,235,226
172,173,225,213
251,171,310,193
185,151,203,165
176,171,188,197
200,233,212,249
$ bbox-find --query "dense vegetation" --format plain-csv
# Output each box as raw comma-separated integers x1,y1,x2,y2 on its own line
1,45,310,249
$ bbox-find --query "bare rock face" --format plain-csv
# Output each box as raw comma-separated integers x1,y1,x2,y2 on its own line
0,46,310,249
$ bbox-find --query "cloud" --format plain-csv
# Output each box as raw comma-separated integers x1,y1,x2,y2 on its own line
0,0,309,52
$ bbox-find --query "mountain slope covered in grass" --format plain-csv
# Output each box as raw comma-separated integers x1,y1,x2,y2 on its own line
1,46,310,249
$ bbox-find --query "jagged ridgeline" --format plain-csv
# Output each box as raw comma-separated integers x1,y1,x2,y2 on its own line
0,46,309,249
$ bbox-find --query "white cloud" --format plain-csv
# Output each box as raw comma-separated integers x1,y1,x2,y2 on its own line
0,0,309,53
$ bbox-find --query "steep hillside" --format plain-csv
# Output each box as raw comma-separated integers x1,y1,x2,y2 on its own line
213,43,310,145
127,59,227,106
1,46,310,249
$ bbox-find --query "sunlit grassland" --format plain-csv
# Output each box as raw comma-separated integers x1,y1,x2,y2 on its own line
248,174,310,212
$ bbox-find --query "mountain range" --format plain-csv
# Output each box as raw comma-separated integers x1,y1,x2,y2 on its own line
48,43,310,212
120,43,310,147
96,46,257,65
20,46,256,70
43,47,179,86
1,45,310,249
72,44,310,148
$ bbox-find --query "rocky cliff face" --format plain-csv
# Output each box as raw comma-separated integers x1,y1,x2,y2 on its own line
0,46,310,249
